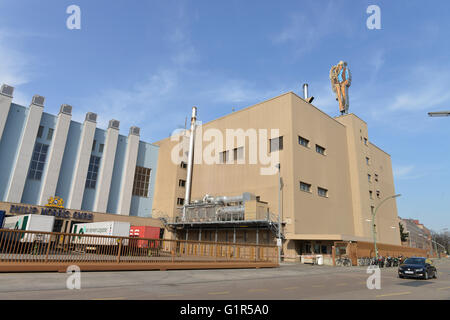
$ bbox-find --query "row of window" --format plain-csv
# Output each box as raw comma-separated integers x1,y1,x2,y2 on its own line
298,136,326,155
219,147,244,164
27,141,152,198
369,190,381,199
37,125,54,141
300,181,328,197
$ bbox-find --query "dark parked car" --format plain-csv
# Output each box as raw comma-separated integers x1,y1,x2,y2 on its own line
398,257,437,280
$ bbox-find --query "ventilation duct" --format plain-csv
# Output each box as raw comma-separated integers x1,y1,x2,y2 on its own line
109,119,120,129
85,112,97,123
0,84,14,97
130,126,140,136
32,95,45,107
60,104,72,115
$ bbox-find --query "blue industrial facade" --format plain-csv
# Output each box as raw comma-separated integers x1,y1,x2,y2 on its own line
0,102,159,218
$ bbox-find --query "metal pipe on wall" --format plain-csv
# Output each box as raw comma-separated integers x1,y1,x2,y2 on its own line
183,107,197,221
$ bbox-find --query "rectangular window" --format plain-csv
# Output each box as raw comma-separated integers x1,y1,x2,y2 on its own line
219,150,230,164
298,136,309,148
177,198,184,205
269,136,283,152
375,174,378,182
318,187,328,197
180,161,187,169
92,140,96,152
99,144,104,153
85,155,101,189
179,179,186,187
376,190,381,198
233,147,244,162
368,174,371,183
37,125,44,138
316,144,325,155
47,128,54,141
132,166,151,197
27,142,49,181
369,191,373,199
364,138,368,146
366,157,370,165
300,181,311,193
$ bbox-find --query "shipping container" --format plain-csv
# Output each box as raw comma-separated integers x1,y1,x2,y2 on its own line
71,221,130,246
129,226,161,248
1,214,55,243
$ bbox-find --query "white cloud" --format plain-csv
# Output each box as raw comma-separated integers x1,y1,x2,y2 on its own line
0,29,33,86
393,164,414,179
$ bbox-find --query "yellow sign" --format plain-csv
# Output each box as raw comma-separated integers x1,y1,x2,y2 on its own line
46,196,65,208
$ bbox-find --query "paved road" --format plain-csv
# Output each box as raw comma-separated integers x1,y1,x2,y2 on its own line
0,258,449,300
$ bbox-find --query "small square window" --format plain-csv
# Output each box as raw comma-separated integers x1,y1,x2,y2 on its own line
318,187,328,197
316,144,325,155
298,136,309,148
270,136,283,152
300,182,311,193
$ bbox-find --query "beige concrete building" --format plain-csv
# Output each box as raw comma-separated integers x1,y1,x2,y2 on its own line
152,91,401,261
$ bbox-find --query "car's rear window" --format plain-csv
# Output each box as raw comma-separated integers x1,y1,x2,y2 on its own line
403,258,425,265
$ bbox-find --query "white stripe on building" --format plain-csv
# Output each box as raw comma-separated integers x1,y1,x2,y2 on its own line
93,119,120,213
0,84,14,141
38,104,73,205
117,126,140,215
6,95,45,203
66,112,97,210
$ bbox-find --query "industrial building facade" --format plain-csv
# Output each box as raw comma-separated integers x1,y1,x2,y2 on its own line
152,91,401,262
0,84,161,233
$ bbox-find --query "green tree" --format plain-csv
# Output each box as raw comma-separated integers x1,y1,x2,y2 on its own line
399,222,409,242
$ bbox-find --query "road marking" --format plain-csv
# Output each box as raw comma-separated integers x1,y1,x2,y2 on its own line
437,286,450,291
91,297,126,300
208,291,230,295
376,291,411,298
248,288,269,292
283,286,299,290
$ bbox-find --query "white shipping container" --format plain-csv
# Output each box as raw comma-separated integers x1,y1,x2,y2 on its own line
71,221,130,246
2,214,55,243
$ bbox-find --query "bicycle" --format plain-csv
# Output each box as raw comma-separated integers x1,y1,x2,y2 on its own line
336,256,352,267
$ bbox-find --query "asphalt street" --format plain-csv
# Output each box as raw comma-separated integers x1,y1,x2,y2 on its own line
0,258,449,300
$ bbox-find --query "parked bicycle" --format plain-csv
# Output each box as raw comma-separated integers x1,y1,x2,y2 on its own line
335,256,352,267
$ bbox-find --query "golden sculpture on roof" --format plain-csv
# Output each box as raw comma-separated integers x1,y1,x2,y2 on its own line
330,61,352,115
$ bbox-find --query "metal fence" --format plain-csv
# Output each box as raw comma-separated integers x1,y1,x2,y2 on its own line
0,229,278,265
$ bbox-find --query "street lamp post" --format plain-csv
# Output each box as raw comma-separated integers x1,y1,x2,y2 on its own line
276,163,282,265
371,194,401,260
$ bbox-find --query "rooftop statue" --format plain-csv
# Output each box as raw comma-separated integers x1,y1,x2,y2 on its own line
330,61,352,115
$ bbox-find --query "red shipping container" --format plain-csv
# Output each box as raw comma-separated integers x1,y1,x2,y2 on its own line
129,226,161,248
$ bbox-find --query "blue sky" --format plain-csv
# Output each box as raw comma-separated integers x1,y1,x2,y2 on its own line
0,0,449,231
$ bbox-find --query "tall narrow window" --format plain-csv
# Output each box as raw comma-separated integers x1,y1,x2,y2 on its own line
99,144,104,153
28,142,49,181
180,161,187,169
179,179,186,187
177,198,184,205
47,128,54,141
85,155,101,189
92,139,96,151
270,136,283,152
366,157,370,165
37,126,44,138
132,166,151,197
